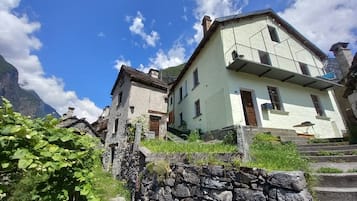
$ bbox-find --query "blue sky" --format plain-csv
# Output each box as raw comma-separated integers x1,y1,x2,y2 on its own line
0,0,356,122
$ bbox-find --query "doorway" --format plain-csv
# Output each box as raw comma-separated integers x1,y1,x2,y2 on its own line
149,115,161,137
240,90,258,126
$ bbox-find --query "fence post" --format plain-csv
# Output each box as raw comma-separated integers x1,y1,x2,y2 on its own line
133,123,142,152
236,125,250,162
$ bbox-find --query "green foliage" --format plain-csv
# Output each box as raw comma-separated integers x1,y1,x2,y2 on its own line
317,150,344,156
146,160,171,177
347,168,357,173
246,133,309,171
187,130,200,142
223,131,237,145
92,165,131,201
0,98,101,200
316,167,343,173
141,140,237,153
127,115,149,142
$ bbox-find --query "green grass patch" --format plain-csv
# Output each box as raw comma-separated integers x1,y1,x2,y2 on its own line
316,167,343,173
245,133,309,171
92,166,131,201
317,150,344,156
140,140,237,153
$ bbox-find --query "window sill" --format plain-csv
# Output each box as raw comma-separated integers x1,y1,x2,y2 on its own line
269,109,289,115
192,83,200,91
315,115,330,121
193,113,202,119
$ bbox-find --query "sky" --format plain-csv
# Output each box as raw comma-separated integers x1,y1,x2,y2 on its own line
0,0,356,122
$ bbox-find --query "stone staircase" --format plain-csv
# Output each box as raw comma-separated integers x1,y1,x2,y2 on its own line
297,142,357,201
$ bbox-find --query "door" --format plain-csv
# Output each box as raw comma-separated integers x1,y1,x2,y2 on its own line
240,90,257,126
149,115,161,137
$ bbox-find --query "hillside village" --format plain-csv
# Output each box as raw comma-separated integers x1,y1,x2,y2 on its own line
2,8,357,201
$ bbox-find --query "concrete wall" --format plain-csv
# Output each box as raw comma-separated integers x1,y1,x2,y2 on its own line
221,16,324,76
226,72,345,138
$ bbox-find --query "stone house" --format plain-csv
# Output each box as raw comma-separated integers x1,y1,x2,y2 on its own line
59,107,100,141
104,65,168,177
168,9,346,139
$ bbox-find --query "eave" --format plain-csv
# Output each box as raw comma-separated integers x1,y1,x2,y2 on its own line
227,58,342,91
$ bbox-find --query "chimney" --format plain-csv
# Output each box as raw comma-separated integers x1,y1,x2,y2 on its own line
63,107,75,119
330,42,353,77
148,69,159,79
201,15,212,37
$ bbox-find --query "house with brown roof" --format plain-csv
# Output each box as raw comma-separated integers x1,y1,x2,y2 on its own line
104,65,168,176
168,9,346,139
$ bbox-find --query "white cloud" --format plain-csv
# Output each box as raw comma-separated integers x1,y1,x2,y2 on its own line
147,43,186,70
128,11,160,47
0,0,102,122
279,0,357,53
114,56,132,71
189,0,249,44
97,32,105,38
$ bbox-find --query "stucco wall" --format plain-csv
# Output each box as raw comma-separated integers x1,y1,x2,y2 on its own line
221,16,324,77
226,72,345,138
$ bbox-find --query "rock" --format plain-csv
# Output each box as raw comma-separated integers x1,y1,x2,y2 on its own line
267,171,307,192
210,165,224,177
109,196,126,201
239,171,257,185
165,178,175,186
213,191,233,201
183,170,200,185
268,188,312,201
234,188,266,201
158,187,173,201
202,177,227,190
173,183,191,198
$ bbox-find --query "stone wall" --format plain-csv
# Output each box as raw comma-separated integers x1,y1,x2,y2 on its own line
135,164,312,201
120,144,312,201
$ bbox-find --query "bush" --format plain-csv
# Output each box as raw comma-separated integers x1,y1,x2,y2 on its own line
187,130,200,142
316,167,343,173
223,131,237,145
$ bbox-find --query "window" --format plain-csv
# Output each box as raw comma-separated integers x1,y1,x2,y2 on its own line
113,118,119,134
268,25,280,42
311,95,325,116
193,69,199,88
170,96,173,105
194,99,201,117
179,112,183,125
259,51,271,65
184,80,188,97
299,62,310,76
179,87,183,102
110,146,115,165
117,92,123,107
267,86,282,110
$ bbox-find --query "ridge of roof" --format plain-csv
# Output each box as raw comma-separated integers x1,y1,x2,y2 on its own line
171,9,327,91
111,65,168,95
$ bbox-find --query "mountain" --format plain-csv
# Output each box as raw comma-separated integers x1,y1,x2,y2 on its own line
0,55,60,118
160,63,185,84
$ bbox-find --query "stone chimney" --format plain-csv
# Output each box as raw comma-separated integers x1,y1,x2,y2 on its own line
201,15,212,37
330,42,353,77
148,69,159,79
63,107,75,119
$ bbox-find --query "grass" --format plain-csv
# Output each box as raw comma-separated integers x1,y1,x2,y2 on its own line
245,133,309,171
316,167,343,173
140,140,237,153
92,166,131,201
317,150,344,156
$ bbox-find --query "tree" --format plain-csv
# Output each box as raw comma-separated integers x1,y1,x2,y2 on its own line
0,98,101,200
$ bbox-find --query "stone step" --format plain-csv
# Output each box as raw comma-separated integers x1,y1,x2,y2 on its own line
297,144,357,152
297,141,349,148
300,149,357,156
307,155,357,163
279,136,308,144
310,162,357,173
314,173,357,188
314,187,357,201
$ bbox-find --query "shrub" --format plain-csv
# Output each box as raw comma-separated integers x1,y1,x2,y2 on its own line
316,167,343,173
187,130,201,142
223,130,237,145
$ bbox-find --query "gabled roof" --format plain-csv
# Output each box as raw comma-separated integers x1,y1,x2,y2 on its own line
111,65,168,95
171,9,327,91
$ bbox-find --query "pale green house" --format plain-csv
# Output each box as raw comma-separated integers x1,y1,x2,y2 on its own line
168,9,346,139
